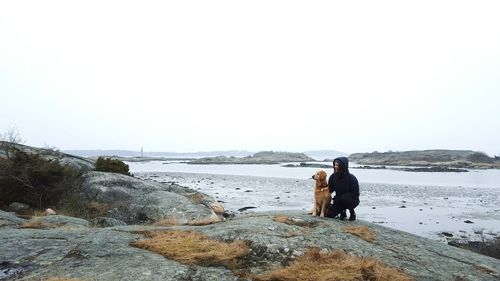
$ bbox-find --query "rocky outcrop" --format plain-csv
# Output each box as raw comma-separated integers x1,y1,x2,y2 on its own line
190,151,314,165
1,141,225,227
77,171,223,225
1,210,499,281
350,150,500,169
0,141,95,171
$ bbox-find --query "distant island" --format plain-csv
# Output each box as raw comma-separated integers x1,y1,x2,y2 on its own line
63,149,347,162
350,150,500,169
188,151,314,164
63,148,500,170
63,149,254,158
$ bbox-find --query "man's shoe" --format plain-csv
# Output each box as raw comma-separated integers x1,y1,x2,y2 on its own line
340,210,347,220
349,210,356,221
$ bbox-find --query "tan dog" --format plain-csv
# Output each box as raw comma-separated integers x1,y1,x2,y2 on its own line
311,170,332,217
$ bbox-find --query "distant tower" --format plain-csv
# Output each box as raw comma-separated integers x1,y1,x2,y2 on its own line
141,147,143,157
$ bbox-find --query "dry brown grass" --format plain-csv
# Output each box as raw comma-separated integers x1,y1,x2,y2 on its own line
153,216,221,226
130,230,248,268
474,265,495,274
44,277,83,281
19,217,47,229
87,201,112,217
186,193,205,204
342,225,375,243
152,218,182,226
273,215,293,224
187,216,222,226
253,248,414,281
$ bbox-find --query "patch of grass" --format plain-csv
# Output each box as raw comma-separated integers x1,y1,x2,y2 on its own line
19,217,47,229
153,218,182,226
187,216,222,226
474,265,495,274
342,225,375,242
153,216,221,227
186,193,205,204
44,277,83,281
44,278,85,281
253,248,414,281
87,201,112,217
130,230,248,268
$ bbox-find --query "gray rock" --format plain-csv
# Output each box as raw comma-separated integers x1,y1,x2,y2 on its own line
194,211,500,281
0,141,95,171
37,215,91,228
7,202,31,212
0,210,25,228
79,171,221,224
1,211,499,281
91,217,127,227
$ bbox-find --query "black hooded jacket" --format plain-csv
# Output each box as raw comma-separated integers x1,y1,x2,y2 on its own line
328,157,360,201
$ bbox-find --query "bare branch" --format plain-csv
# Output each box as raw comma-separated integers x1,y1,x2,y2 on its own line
1,126,25,144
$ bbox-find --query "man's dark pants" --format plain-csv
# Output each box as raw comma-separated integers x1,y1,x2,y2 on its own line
326,193,359,218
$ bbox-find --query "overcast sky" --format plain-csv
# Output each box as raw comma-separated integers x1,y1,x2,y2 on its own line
1,1,499,156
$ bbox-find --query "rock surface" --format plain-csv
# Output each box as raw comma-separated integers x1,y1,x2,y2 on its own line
77,171,222,224
1,210,499,281
0,141,95,171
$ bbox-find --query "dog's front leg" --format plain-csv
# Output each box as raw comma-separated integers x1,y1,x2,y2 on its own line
320,201,327,217
312,198,318,216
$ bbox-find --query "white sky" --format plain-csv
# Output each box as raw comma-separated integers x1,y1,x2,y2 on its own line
1,0,499,155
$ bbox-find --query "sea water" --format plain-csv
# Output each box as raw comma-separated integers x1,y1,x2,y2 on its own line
127,161,500,189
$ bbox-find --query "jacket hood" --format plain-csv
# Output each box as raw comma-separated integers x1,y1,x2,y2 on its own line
334,157,349,172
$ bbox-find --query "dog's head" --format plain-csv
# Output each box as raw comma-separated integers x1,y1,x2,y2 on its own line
311,170,327,182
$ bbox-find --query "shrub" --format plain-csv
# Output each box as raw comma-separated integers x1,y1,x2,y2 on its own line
94,157,131,176
0,147,82,209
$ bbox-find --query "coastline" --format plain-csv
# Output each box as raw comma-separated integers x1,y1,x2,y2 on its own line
135,171,500,243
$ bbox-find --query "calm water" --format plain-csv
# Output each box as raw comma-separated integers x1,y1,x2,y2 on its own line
127,161,500,189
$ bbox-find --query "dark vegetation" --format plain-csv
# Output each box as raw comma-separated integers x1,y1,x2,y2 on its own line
0,143,81,209
0,129,130,216
95,157,131,176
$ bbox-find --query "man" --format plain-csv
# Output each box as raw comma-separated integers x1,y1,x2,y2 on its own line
326,157,360,221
